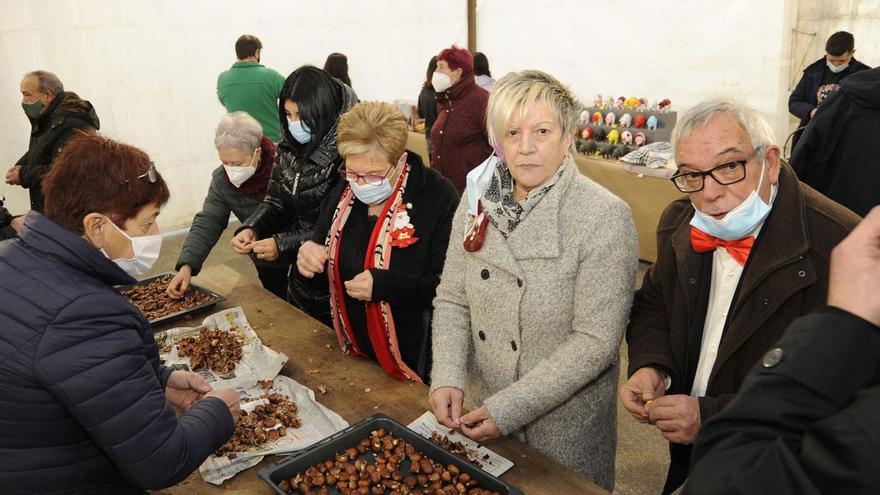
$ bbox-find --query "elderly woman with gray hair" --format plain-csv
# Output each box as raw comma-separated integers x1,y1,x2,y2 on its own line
167,111,289,299
429,70,638,490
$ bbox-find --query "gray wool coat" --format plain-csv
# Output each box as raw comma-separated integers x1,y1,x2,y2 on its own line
431,157,638,490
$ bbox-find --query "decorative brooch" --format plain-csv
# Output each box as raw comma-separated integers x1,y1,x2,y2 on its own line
390,203,419,248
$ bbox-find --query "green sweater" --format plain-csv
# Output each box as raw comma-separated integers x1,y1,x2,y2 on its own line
217,61,285,142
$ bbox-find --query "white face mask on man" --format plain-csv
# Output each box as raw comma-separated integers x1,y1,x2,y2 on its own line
100,217,162,276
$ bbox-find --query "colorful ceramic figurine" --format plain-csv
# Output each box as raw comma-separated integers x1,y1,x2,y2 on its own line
594,94,604,108
593,127,608,142
634,113,647,128
625,96,640,108
647,115,659,131
612,144,629,159
600,143,615,158
604,112,616,126
621,130,633,145
619,113,633,127
658,98,672,111
607,129,620,144
579,110,591,124
639,98,648,109
580,127,593,140
635,132,647,147
616,96,626,108
591,111,603,124
584,139,598,155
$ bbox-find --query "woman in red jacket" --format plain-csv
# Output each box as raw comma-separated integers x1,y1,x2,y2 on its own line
429,45,493,195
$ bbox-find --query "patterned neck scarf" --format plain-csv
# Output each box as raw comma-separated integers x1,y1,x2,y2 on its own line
482,156,569,237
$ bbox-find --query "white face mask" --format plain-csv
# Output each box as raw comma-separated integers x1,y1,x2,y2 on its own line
101,217,162,276
432,71,453,93
223,149,258,188
827,60,850,73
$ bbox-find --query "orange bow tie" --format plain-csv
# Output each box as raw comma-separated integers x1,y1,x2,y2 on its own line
690,227,755,266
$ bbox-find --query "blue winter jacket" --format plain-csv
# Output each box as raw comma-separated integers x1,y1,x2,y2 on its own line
0,212,234,494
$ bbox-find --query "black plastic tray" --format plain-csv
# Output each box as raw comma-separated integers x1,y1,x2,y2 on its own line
258,413,523,494
117,272,226,328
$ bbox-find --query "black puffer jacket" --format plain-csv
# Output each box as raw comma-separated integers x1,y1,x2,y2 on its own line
16,91,100,212
0,212,234,494
239,80,357,324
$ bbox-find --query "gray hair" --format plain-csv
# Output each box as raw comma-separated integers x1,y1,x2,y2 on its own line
25,70,64,95
214,112,263,153
486,70,580,154
671,98,776,153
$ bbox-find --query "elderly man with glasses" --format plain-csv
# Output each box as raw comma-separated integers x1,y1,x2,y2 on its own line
619,98,860,494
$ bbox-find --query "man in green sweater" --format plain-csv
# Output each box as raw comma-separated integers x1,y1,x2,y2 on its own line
217,35,285,143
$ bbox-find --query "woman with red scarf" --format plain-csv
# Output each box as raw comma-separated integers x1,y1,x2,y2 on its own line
297,101,458,382
167,112,288,299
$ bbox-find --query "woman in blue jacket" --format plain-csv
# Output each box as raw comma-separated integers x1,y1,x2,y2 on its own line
0,133,240,494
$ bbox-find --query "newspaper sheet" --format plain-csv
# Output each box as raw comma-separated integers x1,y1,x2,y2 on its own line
156,307,287,389
407,411,514,477
199,375,349,484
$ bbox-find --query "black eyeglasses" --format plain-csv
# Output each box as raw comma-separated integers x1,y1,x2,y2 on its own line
670,151,757,193
338,163,396,185
123,162,157,186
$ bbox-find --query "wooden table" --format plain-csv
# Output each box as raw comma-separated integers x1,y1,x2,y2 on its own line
406,131,683,262
157,265,608,495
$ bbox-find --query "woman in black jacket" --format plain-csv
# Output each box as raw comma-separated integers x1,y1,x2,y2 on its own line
297,101,458,383
233,66,357,325
0,133,239,494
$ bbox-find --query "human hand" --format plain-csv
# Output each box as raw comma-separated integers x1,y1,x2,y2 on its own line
165,370,212,411
166,265,192,299
459,405,502,443
809,107,817,118
297,240,329,278
829,206,880,326
429,387,464,429
646,394,701,444
231,228,256,255
10,215,24,231
205,388,242,423
5,166,21,185
344,270,373,301
252,237,279,261
619,366,667,423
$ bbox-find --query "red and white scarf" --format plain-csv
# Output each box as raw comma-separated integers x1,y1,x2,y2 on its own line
325,163,423,382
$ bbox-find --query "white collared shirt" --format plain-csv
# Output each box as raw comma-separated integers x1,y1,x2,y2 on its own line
690,247,743,397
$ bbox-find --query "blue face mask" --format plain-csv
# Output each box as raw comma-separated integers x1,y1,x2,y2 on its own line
690,155,776,241
827,60,850,73
350,179,394,205
288,119,312,144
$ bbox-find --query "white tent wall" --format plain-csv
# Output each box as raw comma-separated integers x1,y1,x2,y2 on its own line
0,0,466,229
477,0,798,147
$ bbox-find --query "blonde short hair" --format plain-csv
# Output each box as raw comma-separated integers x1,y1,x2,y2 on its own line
337,101,408,162
486,70,580,154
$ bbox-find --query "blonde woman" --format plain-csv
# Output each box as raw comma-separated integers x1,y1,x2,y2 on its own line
297,101,458,382
429,70,638,490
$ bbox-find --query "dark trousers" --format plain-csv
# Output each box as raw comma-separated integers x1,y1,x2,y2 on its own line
663,443,692,494
255,265,289,300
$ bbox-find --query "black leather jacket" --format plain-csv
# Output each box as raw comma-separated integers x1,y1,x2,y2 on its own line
238,81,357,323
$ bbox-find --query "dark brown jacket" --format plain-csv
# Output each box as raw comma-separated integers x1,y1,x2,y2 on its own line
16,91,100,212
627,162,859,491
430,75,492,195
